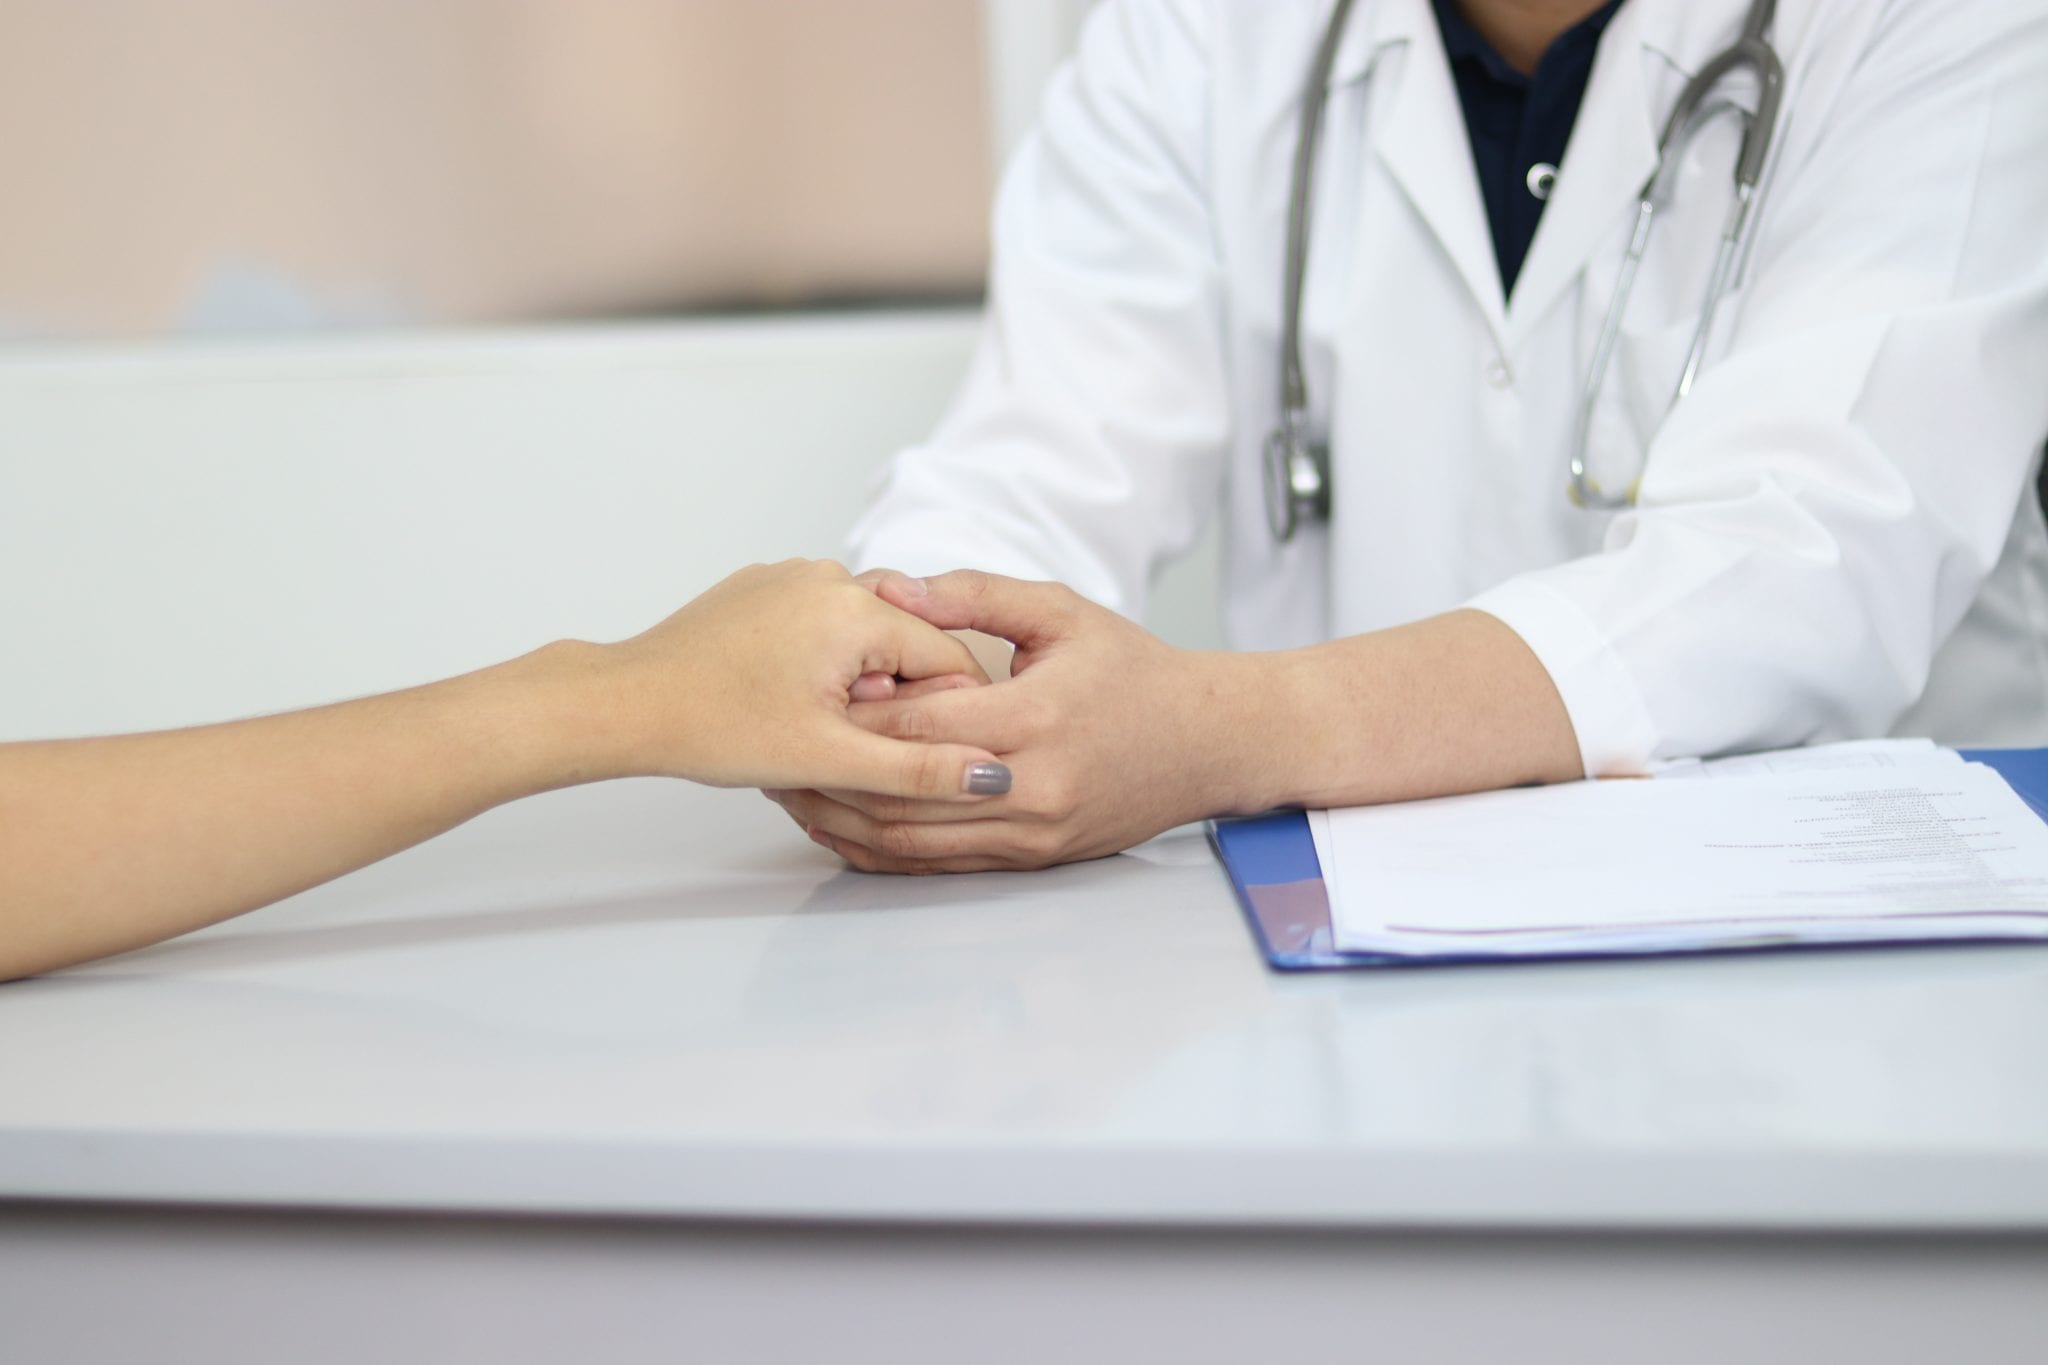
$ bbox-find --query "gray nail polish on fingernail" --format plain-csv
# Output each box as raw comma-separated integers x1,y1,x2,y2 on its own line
965,762,1013,796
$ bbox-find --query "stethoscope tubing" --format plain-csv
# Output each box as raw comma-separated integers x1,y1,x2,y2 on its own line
1268,0,1784,537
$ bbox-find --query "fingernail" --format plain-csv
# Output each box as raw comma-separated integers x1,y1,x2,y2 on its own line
762,789,783,803
901,576,930,597
848,672,896,702
964,761,1012,796
807,826,835,851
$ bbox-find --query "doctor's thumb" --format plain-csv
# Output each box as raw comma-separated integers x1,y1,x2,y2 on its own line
875,569,1079,646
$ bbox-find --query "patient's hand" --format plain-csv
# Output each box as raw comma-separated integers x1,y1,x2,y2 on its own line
766,569,1265,872
596,559,1008,800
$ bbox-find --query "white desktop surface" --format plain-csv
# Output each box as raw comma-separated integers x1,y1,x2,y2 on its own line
5,777,2047,1232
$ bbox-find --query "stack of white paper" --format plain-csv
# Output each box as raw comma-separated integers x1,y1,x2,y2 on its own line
1310,741,2048,959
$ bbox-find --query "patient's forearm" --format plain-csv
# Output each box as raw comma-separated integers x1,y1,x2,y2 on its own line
0,646,592,982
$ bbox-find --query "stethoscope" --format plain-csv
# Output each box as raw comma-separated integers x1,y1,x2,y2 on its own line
1264,0,1786,541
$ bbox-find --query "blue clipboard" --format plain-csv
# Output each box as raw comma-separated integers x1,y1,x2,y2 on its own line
1208,747,2048,971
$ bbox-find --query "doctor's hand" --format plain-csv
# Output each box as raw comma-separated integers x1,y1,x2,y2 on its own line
845,566,1012,704
765,570,1272,872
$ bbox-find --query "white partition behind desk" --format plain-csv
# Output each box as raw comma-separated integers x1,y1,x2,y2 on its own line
0,311,1220,739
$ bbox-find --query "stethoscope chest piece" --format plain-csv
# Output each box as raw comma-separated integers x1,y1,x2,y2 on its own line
1263,414,1330,542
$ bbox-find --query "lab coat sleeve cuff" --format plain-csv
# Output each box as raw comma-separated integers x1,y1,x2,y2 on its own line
1463,580,1662,779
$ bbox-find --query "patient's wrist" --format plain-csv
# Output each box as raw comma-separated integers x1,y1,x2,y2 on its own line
466,639,639,795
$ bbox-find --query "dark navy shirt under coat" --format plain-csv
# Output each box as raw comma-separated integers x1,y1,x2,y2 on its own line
1431,0,1624,298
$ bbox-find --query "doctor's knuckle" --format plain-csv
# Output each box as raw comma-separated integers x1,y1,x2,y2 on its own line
874,822,930,861
1014,694,1060,736
894,747,948,799
1028,773,1080,822
1015,826,1068,867
872,704,931,744
831,840,876,872
862,790,915,822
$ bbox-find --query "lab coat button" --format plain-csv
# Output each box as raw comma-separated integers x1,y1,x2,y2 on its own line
1485,359,1513,389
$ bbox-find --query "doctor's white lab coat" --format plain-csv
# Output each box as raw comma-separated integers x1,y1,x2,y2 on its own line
850,0,2048,774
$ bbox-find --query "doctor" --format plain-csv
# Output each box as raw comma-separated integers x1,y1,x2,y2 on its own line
769,0,2048,873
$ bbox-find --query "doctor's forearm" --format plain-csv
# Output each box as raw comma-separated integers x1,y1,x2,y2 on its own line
1232,610,1584,811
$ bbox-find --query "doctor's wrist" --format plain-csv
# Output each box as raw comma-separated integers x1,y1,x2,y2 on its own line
1218,612,1584,815
1171,649,1309,819
1197,639,1413,816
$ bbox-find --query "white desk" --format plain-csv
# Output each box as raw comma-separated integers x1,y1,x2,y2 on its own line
4,780,2047,1364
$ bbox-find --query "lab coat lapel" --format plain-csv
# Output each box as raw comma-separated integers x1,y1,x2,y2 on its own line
1504,0,1664,341
1352,0,1510,350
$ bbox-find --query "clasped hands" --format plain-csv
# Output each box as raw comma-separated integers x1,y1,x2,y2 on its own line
767,568,1269,873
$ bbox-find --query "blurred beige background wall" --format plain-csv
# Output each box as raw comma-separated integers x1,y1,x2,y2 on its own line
0,0,993,338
